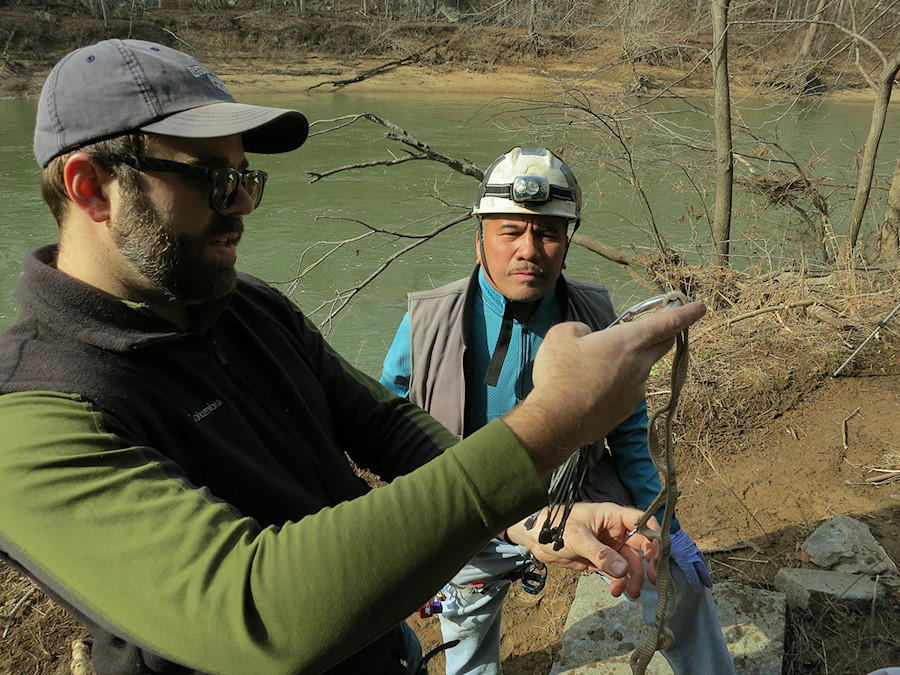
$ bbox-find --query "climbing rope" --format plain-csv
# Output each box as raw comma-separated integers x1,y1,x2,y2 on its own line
537,290,690,674
629,300,689,675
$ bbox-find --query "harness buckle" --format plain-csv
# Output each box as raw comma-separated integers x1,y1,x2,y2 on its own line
521,557,548,595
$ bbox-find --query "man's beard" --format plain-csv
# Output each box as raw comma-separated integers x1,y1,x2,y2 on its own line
111,187,241,305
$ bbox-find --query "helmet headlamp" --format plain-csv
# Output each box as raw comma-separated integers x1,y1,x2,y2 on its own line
511,175,550,203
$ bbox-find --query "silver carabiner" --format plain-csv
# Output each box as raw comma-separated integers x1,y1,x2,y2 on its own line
611,291,689,326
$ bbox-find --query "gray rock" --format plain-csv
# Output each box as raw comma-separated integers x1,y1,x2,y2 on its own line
774,567,885,611
550,575,785,675
801,515,897,576
437,4,461,21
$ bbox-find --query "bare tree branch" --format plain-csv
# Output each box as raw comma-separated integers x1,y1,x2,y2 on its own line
286,229,377,299
301,212,474,334
571,232,649,268
730,18,888,64
307,151,429,182
306,113,483,183
696,299,835,335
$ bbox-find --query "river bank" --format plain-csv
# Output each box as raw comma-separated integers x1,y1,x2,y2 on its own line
3,49,883,103
0,4,884,103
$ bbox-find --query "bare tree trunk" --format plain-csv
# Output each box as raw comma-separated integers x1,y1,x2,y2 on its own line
527,0,538,55
83,0,109,21
879,153,900,262
797,0,826,62
836,0,848,22
843,50,900,260
711,0,733,267
694,0,707,27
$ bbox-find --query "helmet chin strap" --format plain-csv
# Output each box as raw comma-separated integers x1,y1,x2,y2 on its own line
564,218,580,263
478,222,510,387
477,222,498,289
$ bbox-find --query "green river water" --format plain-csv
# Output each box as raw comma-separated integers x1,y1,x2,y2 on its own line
1,91,897,375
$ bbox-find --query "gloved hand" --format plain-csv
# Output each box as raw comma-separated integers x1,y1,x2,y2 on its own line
669,529,712,593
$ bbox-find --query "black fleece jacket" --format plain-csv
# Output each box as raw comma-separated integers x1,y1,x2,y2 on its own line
0,245,546,674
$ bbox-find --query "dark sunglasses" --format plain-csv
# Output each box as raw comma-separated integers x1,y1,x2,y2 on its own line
108,155,267,212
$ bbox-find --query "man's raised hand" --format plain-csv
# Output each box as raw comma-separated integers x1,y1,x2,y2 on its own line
505,301,706,476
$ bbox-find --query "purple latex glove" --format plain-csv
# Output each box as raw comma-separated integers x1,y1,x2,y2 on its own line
669,529,712,593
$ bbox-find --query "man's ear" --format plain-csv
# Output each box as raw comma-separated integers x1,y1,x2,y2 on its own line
63,152,114,223
475,228,482,267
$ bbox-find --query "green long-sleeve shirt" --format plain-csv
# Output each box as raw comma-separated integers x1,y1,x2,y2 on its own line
0,245,546,674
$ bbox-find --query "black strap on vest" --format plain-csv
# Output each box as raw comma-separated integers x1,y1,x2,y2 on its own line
483,301,538,387
483,305,513,387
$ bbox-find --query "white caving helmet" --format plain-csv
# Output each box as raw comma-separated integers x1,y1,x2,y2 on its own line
473,148,583,385
473,147,581,224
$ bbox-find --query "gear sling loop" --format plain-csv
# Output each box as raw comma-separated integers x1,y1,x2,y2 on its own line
537,291,690,675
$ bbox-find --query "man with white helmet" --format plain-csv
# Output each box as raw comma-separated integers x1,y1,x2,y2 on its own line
381,147,735,674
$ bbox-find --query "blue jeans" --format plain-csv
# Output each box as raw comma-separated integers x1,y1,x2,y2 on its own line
628,561,736,674
437,539,735,675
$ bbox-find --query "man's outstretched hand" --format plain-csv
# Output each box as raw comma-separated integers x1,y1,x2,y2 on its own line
505,302,706,477
506,503,660,599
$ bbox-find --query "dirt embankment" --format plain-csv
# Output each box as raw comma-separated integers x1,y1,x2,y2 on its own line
5,5,624,98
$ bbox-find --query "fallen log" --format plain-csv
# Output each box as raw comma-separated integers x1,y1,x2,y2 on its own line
306,39,449,91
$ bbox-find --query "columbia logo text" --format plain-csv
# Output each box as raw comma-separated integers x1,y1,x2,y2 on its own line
190,399,224,422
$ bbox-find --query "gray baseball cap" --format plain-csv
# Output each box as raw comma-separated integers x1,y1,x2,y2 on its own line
34,39,309,167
